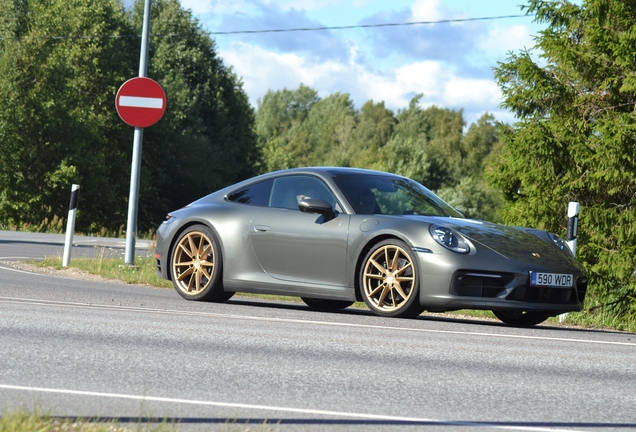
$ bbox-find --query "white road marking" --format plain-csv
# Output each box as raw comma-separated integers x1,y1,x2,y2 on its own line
118,96,163,109
1,296,634,347
0,384,585,432
0,264,39,274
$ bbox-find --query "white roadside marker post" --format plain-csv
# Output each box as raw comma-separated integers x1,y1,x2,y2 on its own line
62,184,80,267
559,201,580,323
566,202,579,256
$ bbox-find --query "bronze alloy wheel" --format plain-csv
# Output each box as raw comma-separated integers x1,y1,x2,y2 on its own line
171,225,232,302
361,239,421,317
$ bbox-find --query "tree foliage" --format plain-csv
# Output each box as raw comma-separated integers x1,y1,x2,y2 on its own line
0,0,135,231
256,85,503,220
0,0,257,232
491,0,636,315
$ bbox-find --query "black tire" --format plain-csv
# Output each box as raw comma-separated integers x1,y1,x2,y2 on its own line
301,298,354,311
401,304,426,318
493,310,551,327
170,225,234,302
359,239,422,318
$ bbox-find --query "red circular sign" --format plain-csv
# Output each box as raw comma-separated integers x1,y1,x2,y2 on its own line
115,77,167,128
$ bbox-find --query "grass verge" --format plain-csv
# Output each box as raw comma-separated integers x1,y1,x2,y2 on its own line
0,408,174,432
38,250,173,288
1,408,277,431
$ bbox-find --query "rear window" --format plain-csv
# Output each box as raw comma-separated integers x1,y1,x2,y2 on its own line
226,179,273,206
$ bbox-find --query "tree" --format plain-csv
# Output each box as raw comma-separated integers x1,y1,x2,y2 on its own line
378,96,465,191
0,0,258,232
438,113,504,221
301,92,357,166
462,113,500,177
0,0,136,231
423,105,465,189
348,100,396,168
491,0,636,317
255,84,319,172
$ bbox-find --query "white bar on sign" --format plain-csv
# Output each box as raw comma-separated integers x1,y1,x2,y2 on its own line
119,96,163,109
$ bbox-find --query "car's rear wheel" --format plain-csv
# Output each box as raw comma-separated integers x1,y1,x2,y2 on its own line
171,225,233,302
301,298,354,311
493,310,551,327
360,239,421,318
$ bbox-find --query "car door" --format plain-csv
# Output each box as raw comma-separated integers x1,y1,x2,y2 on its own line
250,175,350,287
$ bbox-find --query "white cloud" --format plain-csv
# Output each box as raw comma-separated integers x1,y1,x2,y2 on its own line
261,0,344,11
442,76,501,108
219,42,511,125
179,0,214,15
220,42,341,103
409,0,470,22
479,24,536,56
395,61,444,99
410,0,445,21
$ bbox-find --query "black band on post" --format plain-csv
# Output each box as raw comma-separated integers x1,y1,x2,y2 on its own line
69,188,80,211
566,215,578,241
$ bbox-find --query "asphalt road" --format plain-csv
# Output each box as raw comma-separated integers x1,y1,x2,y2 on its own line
1,231,635,431
0,229,152,262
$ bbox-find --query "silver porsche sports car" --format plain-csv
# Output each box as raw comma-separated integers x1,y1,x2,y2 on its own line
155,167,587,326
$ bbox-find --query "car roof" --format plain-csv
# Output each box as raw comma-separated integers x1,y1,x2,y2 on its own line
205,167,405,203
268,166,398,178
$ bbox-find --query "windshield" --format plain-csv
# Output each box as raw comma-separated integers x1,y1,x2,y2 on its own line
333,173,463,217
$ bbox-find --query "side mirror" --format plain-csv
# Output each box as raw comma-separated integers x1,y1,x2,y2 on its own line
455,208,469,218
298,198,336,221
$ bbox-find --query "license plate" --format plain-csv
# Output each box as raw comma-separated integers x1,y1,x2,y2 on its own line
530,272,573,288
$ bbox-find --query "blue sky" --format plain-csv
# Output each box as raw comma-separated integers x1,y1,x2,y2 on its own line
178,0,544,126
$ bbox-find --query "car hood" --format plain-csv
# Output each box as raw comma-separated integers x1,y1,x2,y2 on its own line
409,216,578,266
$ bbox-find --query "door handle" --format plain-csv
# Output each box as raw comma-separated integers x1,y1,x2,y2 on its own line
254,225,271,232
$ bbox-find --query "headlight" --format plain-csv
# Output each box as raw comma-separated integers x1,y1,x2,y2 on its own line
161,214,176,225
429,224,470,254
548,232,573,256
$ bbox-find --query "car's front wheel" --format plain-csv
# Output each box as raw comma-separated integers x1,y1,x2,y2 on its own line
301,298,354,311
171,225,233,302
360,239,422,318
493,310,551,327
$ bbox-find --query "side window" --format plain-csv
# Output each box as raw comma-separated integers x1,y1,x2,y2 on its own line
226,179,273,206
270,176,337,210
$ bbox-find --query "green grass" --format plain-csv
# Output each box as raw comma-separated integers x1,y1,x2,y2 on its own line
559,308,636,332
38,250,173,288
0,408,174,432
0,408,277,431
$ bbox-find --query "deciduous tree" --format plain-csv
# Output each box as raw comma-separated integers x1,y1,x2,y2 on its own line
0,0,258,232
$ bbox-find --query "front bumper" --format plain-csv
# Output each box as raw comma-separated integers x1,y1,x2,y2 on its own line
415,250,587,314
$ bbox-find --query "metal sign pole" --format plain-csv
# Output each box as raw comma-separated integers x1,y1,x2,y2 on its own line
125,0,152,265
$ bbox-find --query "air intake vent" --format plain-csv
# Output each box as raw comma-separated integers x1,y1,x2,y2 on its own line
506,286,576,304
450,271,515,297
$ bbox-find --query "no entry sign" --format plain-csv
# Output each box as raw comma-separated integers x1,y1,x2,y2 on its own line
115,77,167,128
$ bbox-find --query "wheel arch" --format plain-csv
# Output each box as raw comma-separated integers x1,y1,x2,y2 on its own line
165,220,223,282
353,233,416,301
